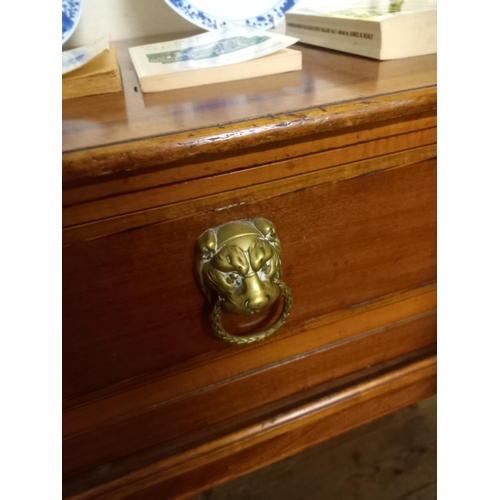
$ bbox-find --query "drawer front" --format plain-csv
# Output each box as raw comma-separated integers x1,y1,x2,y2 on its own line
63,157,436,403
64,314,436,483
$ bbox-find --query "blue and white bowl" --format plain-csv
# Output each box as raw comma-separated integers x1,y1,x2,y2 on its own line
165,0,298,30
62,0,83,44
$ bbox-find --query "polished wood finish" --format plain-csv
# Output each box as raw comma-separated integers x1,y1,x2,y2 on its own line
63,128,436,227
63,159,436,401
63,145,436,243
63,37,436,499
64,311,436,479
63,284,436,433
64,352,436,499
127,356,437,500
62,114,436,207
62,35,436,157
200,395,437,500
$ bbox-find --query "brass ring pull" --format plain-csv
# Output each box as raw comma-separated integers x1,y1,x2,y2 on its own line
211,278,293,345
195,218,293,344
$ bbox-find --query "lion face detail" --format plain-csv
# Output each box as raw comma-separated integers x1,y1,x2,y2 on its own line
195,218,282,315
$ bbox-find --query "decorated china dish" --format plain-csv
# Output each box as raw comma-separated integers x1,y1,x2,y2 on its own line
62,0,83,44
165,0,298,30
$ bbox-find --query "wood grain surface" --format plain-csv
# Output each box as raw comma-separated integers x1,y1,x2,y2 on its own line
63,351,436,499
62,38,437,499
62,128,436,228
62,35,436,181
63,311,436,481
62,145,436,244
63,283,436,434
62,114,436,207
197,395,436,500
63,159,436,403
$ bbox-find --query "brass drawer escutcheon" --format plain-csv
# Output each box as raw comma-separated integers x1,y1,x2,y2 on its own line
195,218,293,344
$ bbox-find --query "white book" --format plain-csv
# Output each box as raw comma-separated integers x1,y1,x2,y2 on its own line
129,26,301,93
285,2,436,60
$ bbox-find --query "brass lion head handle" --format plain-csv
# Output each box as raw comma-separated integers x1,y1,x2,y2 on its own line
195,218,293,345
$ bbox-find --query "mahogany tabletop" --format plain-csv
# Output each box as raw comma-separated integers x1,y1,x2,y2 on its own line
62,33,437,156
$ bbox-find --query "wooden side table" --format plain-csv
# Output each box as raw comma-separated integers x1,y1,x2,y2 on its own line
63,36,436,499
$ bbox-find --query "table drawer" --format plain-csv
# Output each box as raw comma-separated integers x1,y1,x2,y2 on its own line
63,152,436,399
62,41,437,499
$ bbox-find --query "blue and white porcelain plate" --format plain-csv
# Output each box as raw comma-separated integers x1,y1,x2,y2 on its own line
165,0,298,30
62,0,83,44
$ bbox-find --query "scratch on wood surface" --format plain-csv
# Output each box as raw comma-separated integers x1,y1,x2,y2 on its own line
214,202,247,212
